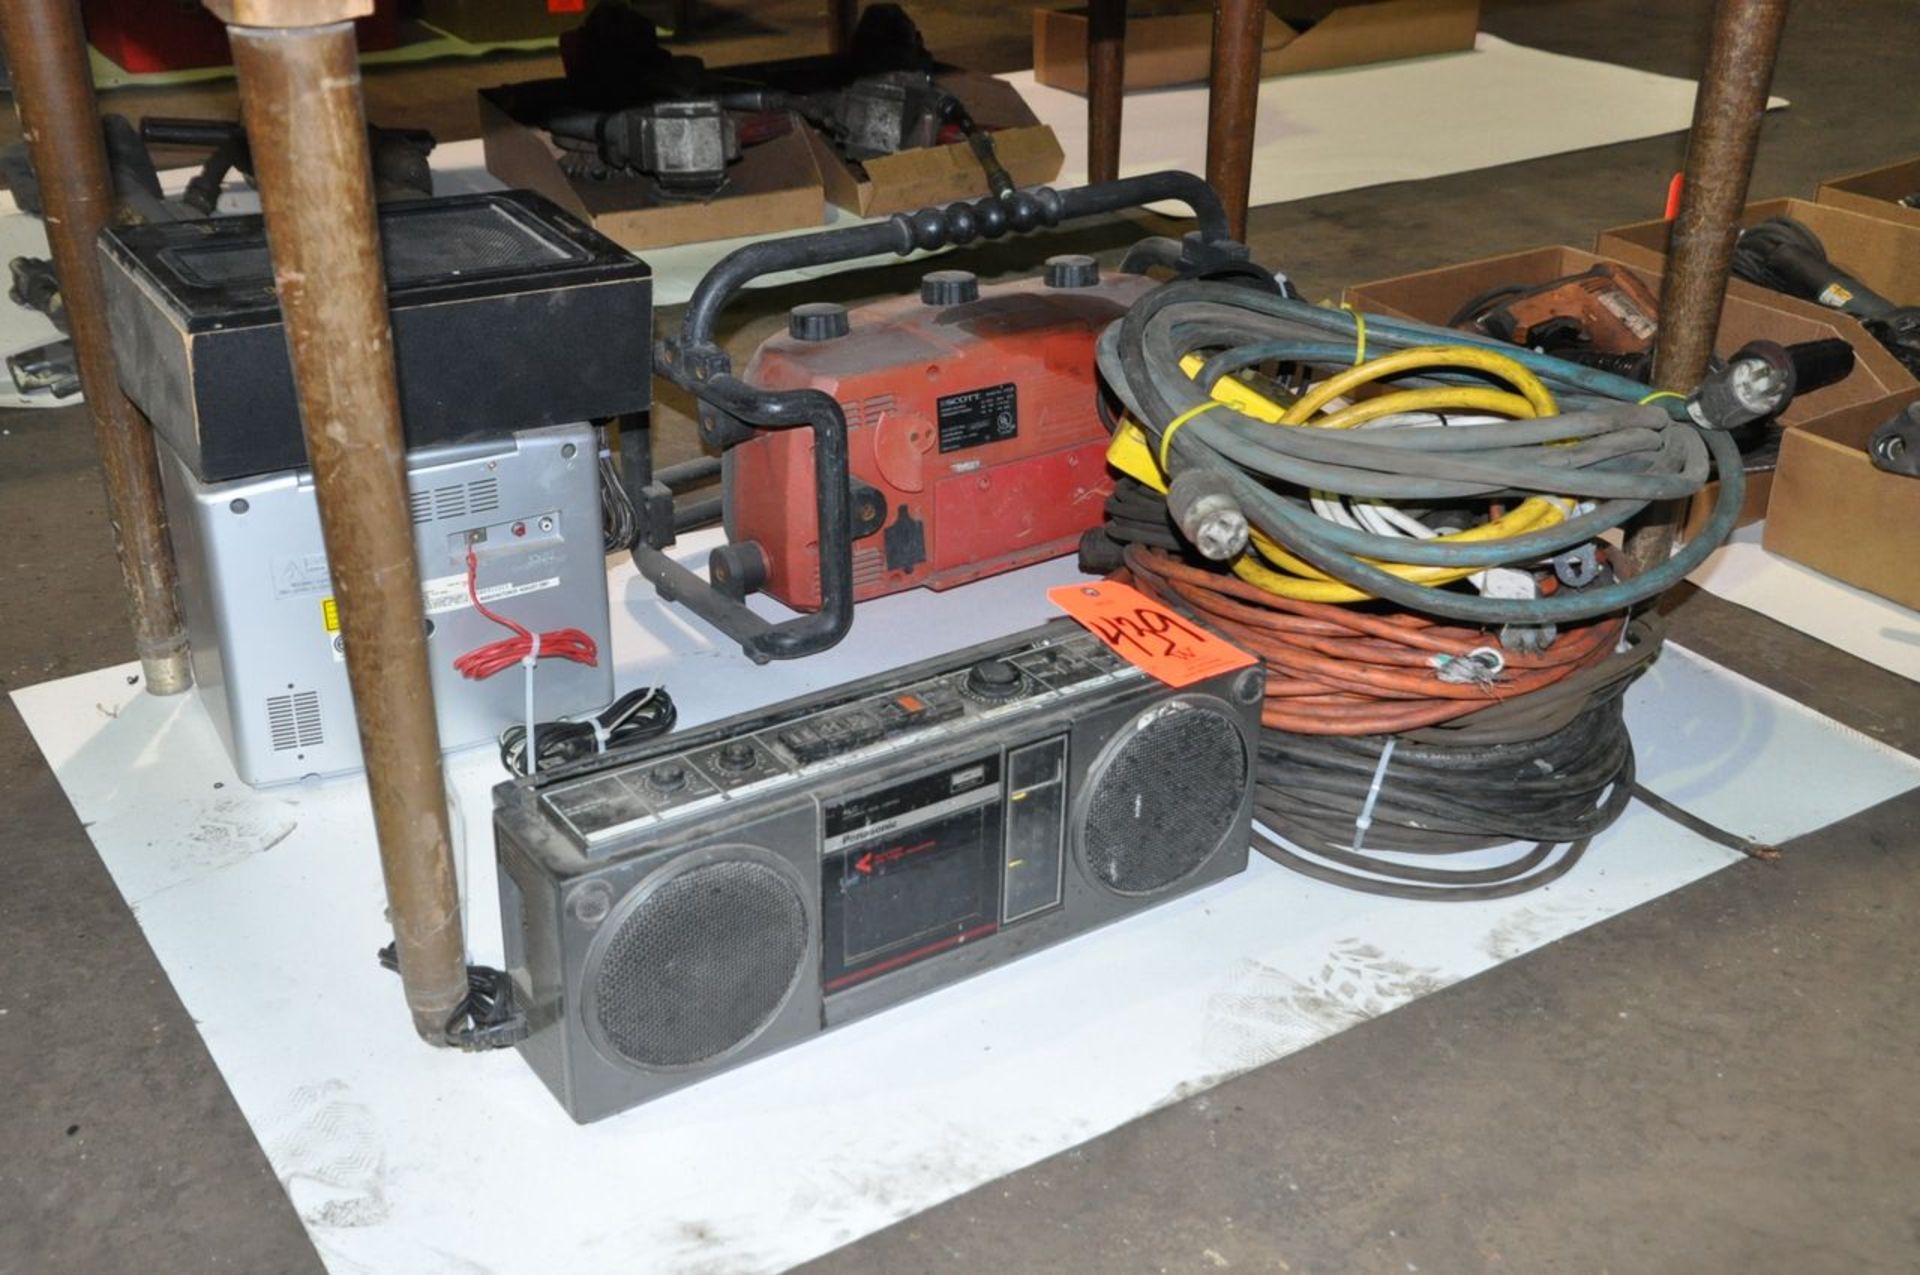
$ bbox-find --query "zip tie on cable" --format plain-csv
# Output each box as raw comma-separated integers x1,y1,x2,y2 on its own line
1159,398,1231,472
1339,303,1369,367
521,632,541,774
1352,736,1397,853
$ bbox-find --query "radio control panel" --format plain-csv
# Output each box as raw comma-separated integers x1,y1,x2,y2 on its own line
537,629,1139,850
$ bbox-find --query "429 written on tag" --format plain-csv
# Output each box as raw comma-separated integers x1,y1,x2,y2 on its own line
1046,580,1257,688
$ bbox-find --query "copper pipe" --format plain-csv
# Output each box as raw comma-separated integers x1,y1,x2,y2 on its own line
218,10,467,1044
1204,0,1265,242
0,0,191,694
1625,0,1789,576
1086,0,1127,185
828,0,857,55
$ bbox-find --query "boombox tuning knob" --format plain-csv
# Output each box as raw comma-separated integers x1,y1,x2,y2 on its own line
963,658,1025,701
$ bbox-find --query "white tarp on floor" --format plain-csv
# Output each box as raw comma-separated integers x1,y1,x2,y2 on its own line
14,537,1916,1275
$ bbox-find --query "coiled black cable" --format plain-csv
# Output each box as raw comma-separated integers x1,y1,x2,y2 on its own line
1253,689,1635,901
1245,610,1770,899
498,685,677,777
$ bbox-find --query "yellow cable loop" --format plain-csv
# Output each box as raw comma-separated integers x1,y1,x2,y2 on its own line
1282,345,1558,424
1307,387,1539,432
1178,342,1569,602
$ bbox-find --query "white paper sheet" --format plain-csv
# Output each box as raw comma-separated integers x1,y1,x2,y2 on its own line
1011,33,1786,209
14,535,1915,1275
1689,522,1920,683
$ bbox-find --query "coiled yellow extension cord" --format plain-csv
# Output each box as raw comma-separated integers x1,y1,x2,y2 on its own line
1108,345,1573,604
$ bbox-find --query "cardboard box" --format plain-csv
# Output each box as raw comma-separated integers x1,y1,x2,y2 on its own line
1764,388,1920,612
1032,0,1480,94
1817,156,1920,233
802,71,1065,217
478,82,827,252
1344,245,1920,540
1598,197,1920,308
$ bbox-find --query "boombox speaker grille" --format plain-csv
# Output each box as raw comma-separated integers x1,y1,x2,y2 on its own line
591,856,808,1069
1080,701,1248,897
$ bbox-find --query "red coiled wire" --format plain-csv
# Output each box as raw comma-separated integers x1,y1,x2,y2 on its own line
452,546,599,681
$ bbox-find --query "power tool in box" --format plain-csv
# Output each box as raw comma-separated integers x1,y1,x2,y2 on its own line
635,172,1257,661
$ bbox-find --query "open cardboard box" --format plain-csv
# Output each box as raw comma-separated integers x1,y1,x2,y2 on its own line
478,81,827,252
1598,197,1920,307
1344,245,1920,542
1817,156,1920,233
1032,0,1480,95
1765,387,1920,612
801,70,1064,217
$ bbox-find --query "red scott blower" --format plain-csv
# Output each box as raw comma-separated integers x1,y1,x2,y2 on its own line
636,171,1254,661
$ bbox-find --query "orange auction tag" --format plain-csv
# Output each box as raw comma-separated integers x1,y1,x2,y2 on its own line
1047,580,1257,688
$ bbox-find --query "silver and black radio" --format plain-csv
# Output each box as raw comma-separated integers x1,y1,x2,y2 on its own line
492,619,1264,1122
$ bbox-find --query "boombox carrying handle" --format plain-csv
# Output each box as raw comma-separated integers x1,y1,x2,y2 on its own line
642,171,1240,663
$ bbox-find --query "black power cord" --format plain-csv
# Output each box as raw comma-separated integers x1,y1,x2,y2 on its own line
597,424,639,553
498,685,678,778
376,943,528,1051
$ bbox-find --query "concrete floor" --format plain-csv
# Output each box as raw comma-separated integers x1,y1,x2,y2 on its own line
3,2,1919,1272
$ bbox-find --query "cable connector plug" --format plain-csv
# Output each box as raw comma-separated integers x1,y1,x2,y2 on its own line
1688,340,1795,431
1166,469,1249,561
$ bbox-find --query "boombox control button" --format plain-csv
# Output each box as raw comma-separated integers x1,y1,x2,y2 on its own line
646,761,689,792
964,658,1026,701
715,742,758,773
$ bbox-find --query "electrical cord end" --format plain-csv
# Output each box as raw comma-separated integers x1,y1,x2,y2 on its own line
1688,339,1795,432
1166,469,1249,561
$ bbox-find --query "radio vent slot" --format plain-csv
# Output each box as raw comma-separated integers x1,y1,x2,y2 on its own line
1079,702,1245,896
431,484,468,521
266,690,324,752
408,477,500,523
851,546,885,589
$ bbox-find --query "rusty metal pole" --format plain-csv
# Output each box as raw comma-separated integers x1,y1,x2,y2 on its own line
210,0,467,1043
1624,0,1789,576
1086,0,1127,185
0,0,191,694
1204,0,1265,241
828,0,857,55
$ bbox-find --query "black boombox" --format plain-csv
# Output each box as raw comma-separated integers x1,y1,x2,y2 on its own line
493,619,1265,1122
